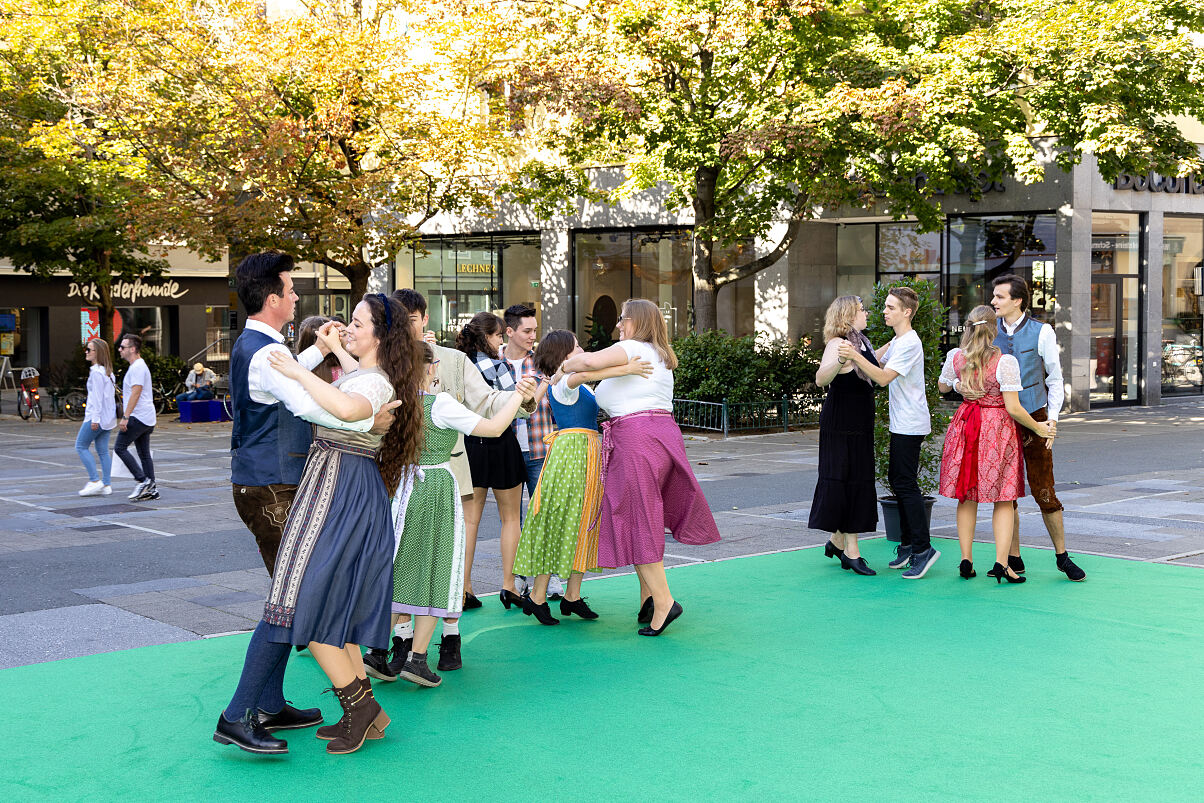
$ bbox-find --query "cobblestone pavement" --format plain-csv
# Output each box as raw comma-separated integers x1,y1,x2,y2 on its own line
1,397,1201,668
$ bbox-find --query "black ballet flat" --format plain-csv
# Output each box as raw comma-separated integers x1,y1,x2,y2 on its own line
560,597,599,619
636,596,654,624
986,562,1026,584
462,592,482,610
638,601,683,637
500,589,526,610
959,560,976,579
824,540,844,560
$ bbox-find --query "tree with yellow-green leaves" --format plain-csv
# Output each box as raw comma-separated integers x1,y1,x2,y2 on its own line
489,0,1204,331
2,0,518,301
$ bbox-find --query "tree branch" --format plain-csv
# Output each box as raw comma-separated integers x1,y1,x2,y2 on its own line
713,192,810,288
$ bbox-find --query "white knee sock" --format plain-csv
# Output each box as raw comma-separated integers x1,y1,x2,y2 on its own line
395,621,414,639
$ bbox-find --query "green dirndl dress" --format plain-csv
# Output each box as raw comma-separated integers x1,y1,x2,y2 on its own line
391,393,467,619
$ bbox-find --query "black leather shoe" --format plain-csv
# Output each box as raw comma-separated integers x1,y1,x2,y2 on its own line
258,703,323,732
1056,552,1086,581
437,634,462,671
214,710,288,754
500,589,526,610
637,596,653,624
560,597,599,619
522,595,560,625
463,592,483,610
638,601,683,636
1007,554,1026,574
959,559,976,579
824,540,844,559
844,556,876,576
363,647,397,681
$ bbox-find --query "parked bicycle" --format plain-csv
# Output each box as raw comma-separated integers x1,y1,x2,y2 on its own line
17,367,43,422
50,387,89,421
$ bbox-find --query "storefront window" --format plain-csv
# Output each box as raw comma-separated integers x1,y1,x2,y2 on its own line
117,307,165,354
1162,216,1203,396
836,224,875,301
1090,212,1141,405
0,307,40,368
946,214,1057,343
400,233,541,345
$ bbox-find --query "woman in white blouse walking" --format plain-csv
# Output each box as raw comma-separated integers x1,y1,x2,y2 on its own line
76,338,117,496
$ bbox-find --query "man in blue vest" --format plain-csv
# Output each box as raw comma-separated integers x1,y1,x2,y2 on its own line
961,274,1085,581
214,251,393,754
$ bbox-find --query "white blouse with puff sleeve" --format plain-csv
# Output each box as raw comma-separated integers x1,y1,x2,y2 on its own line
940,349,1023,392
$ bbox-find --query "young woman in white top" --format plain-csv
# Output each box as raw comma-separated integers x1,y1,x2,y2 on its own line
76,338,118,496
560,299,720,636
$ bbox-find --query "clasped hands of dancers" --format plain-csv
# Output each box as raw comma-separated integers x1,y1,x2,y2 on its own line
214,252,719,758
812,276,1086,584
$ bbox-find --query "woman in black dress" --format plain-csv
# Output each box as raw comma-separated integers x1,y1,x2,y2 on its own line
809,295,880,575
456,312,530,609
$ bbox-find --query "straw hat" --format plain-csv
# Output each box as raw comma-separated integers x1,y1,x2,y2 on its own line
193,362,205,372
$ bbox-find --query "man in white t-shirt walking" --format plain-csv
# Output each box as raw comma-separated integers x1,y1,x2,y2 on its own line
840,286,939,578
115,333,159,501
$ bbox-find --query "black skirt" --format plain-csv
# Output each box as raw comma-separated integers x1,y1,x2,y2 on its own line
465,426,527,490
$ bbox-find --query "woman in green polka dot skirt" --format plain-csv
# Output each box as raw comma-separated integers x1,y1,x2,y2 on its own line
514,331,652,625
387,343,533,687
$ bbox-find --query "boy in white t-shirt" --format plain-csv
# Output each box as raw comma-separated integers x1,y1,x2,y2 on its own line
838,286,939,579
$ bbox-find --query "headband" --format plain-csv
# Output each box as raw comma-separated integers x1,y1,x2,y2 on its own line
372,293,392,332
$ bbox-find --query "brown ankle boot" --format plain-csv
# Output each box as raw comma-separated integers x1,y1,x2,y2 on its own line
315,678,384,741
325,679,390,755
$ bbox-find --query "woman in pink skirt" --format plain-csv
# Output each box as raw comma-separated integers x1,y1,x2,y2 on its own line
561,299,720,635
938,305,1054,583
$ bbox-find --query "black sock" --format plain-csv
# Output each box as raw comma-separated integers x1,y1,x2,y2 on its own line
411,651,426,663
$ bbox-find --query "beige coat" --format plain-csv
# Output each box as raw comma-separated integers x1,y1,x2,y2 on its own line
431,344,532,494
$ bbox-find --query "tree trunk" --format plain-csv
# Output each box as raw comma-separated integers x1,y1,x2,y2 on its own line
339,262,371,305
97,252,116,347
691,166,720,333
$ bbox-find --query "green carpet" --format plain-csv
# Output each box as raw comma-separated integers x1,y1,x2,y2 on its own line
3,539,1202,801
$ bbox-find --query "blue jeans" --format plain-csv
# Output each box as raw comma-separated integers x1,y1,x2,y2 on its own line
76,421,113,484
176,389,215,403
524,455,545,499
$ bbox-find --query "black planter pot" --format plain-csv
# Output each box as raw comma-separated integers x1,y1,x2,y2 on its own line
878,495,936,543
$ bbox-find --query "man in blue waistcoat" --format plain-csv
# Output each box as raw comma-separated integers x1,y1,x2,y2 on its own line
213,251,394,754
958,274,1086,581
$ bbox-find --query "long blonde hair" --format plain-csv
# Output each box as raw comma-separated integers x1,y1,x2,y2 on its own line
959,305,999,396
823,296,862,343
621,298,677,369
88,338,114,380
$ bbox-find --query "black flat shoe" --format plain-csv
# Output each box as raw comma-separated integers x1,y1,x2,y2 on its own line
1056,552,1086,581
560,597,599,619
959,559,977,579
638,601,683,636
522,595,560,625
500,589,525,610
637,596,654,624
824,540,845,559
214,710,288,754
258,703,323,732
986,562,1026,584
1007,554,1026,574
463,592,482,610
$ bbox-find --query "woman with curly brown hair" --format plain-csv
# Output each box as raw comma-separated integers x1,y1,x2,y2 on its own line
456,311,530,610
258,292,424,754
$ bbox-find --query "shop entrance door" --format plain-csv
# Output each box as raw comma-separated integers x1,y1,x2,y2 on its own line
1090,274,1140,406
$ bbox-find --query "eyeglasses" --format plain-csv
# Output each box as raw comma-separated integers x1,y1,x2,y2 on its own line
617,316,631,322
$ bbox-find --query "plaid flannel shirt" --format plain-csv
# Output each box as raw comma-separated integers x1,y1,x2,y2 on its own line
519,350,555,459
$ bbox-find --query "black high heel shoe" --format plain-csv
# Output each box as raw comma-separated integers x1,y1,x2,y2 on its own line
521,595,560,625
637,601,683,636
959,560,976,579
500,589,526,610
1007,554,1026,574
824,540,844,560
560,597,599,619
986,562,1026,584
637,596,654,624
462,592,482,610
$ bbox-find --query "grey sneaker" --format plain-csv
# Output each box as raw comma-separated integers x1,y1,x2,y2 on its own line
888,545,913,569
127,479,150,500
902,547,940,579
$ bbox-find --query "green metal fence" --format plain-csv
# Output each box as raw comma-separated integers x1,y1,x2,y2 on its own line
672,396,822,438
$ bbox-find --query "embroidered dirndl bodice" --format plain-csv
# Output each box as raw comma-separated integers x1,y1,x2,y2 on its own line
419,393,460,465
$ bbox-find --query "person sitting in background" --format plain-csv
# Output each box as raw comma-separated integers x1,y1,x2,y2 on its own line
177,362,217,403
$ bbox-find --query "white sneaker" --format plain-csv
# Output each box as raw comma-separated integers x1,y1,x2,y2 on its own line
101,485,112,496
547,575,566,598
79,481,105,497
127,479,149,500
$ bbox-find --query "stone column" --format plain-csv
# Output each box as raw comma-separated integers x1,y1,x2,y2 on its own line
540,228,571,331
1064,160,1094,413
1145,212,1164,406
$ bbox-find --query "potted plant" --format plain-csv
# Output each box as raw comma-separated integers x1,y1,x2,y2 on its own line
863,276,952,541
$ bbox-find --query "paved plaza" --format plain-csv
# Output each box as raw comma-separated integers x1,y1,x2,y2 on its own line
1,397,1202,669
